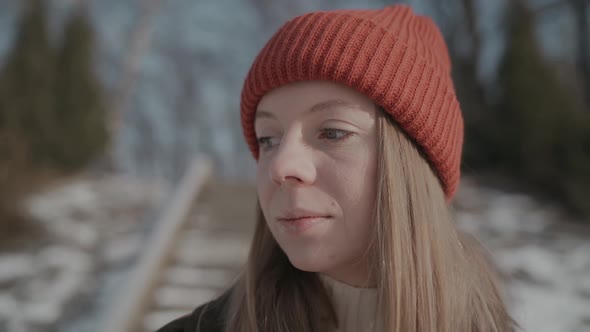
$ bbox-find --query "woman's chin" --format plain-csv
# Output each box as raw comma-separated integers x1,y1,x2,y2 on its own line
285,252,332,273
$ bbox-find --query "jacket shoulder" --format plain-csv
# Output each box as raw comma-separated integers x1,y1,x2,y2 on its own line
155,290,230,332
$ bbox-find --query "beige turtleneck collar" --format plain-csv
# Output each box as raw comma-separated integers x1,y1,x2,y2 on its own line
319,274,385,332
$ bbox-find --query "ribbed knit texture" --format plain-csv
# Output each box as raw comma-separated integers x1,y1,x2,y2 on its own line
240,4,464,201
319,274,384,332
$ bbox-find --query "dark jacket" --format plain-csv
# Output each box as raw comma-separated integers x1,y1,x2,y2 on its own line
156,291,230,332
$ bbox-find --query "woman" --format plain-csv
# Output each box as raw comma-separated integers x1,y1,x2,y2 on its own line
159,4,516,332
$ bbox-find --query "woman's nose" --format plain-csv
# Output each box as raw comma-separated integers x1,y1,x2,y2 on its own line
268,133,316,186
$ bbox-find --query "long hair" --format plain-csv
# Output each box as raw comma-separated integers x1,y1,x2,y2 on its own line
223,108,516,332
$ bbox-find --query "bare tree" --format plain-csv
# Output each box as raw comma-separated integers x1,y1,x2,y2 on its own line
535,0,590,107
108,0,162,170
111,0,162,133
164,46,202,181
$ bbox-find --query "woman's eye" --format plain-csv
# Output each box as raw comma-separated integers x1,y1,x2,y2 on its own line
257,136,280,150
319,128,352,140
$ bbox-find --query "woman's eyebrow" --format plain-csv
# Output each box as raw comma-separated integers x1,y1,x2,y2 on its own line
256,99,360,120
255,110,275,120
307,99,359,114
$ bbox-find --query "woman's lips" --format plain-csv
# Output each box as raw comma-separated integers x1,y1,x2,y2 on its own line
276,216,331,233
278,215,327,221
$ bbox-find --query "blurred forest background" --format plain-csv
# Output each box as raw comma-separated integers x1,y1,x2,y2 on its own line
0,0,588,331
0,0,589,235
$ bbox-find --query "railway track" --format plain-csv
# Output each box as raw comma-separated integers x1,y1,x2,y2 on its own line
100,157,257,332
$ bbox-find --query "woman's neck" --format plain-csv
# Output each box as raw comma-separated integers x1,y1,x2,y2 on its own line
319,273,384,332
321,263,377,288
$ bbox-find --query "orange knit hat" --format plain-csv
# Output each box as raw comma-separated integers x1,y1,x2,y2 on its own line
240,5,464,201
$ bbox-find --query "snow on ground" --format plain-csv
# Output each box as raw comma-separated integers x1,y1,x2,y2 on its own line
0,174,166,332
0,174,588,332
455,177,590,332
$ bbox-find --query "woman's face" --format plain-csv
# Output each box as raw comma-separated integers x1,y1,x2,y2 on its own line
255,81,378,286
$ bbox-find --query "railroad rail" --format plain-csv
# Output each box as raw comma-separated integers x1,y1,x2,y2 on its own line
100,156,257,332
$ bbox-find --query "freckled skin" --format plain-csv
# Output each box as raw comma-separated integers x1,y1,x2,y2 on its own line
255,81,378,286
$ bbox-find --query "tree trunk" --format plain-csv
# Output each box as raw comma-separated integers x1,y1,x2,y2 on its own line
572,0,590,107
103,0,162,172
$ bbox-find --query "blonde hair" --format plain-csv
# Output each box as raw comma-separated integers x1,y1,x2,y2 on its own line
222,109,516,332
